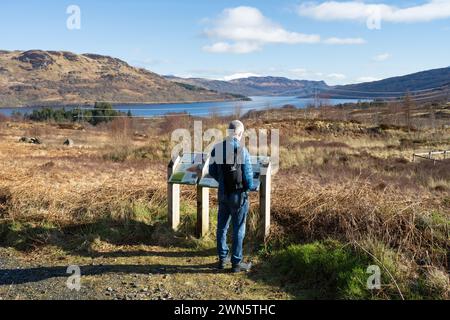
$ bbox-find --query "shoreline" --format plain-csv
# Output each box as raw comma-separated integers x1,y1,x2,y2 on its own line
0,97,252,109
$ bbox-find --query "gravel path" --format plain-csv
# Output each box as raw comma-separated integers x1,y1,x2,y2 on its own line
0,246,290,300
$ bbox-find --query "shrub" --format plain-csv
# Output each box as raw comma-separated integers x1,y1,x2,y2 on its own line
90,102,120,125
419,268,449,299
23,102,128,126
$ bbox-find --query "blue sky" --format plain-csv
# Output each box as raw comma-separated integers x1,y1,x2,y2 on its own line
1,0,449,85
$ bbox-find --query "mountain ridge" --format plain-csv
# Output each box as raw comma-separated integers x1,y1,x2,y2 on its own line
165,75,328,97
0,50,243,108
166,67,450,100
1,49,448,107
327,66,450,100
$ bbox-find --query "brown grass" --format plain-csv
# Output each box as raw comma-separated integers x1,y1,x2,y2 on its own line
0,105,449,298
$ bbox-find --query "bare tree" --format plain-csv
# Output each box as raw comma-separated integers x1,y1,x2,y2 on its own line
429,103,436,132
233,103,242,119
386,102,400,126
403,93,414,131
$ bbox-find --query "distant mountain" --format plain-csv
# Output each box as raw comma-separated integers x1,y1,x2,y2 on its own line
165,76,264,96
168,67,450,102
3,50,446,108
230,77,328,96
320,67,450,101
165,75,328,97
0,50,243,107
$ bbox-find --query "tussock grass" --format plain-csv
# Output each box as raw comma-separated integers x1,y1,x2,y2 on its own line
0,107,448,299
270,178,448,266
263,240,372,299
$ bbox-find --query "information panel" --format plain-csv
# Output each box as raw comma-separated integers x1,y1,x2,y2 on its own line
198,155,269,190
250,155,270,190
198,155,218,188
167,152,272,238
168,152,207,185
198,174,219,189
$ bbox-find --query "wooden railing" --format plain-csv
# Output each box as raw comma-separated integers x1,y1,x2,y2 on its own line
413,150,449,164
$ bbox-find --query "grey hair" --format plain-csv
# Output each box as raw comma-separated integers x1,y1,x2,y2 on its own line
228,120,244,138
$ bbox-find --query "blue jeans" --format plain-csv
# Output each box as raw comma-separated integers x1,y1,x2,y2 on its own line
216,191,249,265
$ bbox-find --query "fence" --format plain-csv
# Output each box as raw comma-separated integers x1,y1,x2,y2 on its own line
412,151,449,164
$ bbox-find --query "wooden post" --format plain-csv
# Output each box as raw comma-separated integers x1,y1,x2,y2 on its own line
168,156,181,231
196,185,209,238
259,162,272,239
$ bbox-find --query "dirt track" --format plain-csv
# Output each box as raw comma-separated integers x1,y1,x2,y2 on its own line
0,246,291,300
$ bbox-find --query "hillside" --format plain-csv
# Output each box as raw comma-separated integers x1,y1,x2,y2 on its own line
323,67,450,100
0,50,242,107
230,77,328,96
1,50,448,108
168,68,450,101
165,76,266,96
165,75,328,96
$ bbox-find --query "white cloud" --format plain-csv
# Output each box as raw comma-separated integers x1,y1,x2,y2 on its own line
297,1,450,24
290,69,348,84
184,67,351,85
324,37,366,44
372,53,391,61
326,73,347,80
203,6,364,53
205,6,320,43
223,72,261,81
203,42,262,54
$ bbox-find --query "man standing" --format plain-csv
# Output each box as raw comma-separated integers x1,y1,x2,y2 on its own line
209,120,257,273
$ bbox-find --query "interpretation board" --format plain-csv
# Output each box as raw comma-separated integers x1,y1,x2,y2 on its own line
250,155,270,191
168,152,272,238
168,152,207,185
198,155,269,190
198,155,218,188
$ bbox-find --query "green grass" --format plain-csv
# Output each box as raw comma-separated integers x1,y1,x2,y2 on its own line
415,211,449,244
256,239,449,300
266,240,373,299
0,199,197,252
0,220,59,251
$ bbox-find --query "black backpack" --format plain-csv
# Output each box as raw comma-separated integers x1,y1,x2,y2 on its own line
222,146,244,194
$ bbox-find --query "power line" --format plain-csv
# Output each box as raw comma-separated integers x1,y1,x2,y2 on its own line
319,83,450,95
317,91,447,101
408,94,448,102
72,83,450,112
75,111,226,119
78,105,260,112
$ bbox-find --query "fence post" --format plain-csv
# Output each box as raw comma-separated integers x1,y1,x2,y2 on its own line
196,185,209,238
260,162,272,239
168,156,181,231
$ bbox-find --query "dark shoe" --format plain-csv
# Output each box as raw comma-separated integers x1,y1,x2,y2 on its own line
218,256,231,270
232,261,252,273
